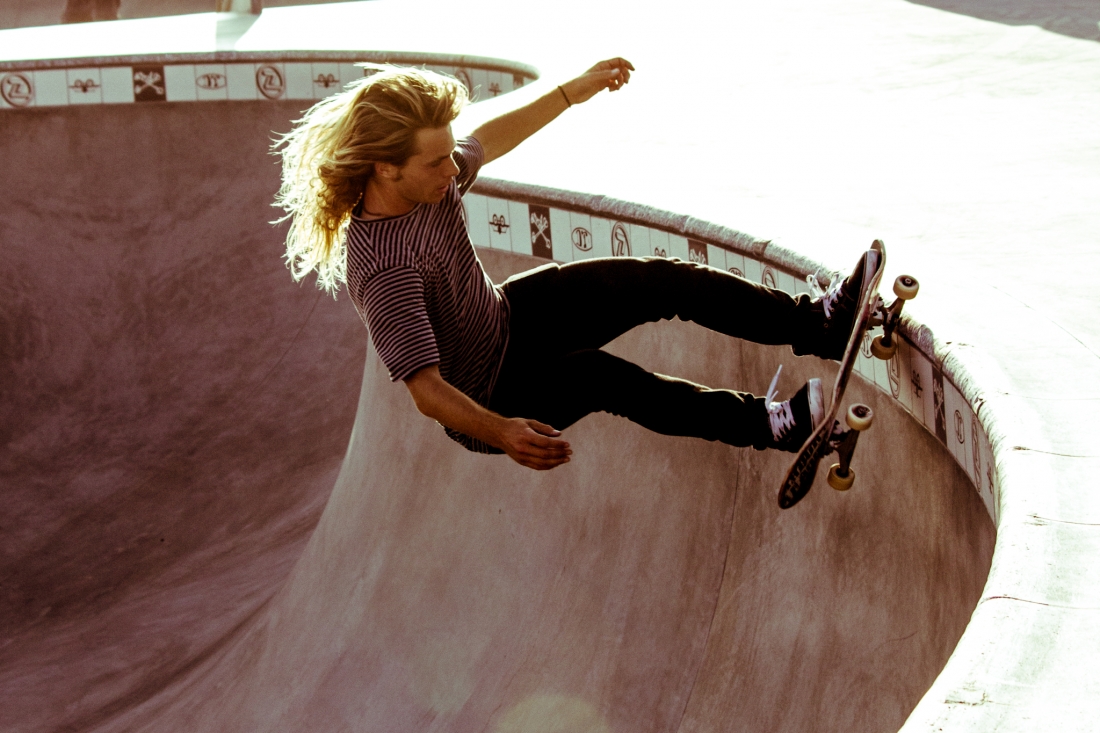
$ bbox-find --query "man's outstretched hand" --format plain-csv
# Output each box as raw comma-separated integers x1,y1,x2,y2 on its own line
561,57,634,107
497,417,572,471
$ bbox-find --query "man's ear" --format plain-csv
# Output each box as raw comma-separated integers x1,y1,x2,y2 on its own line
374,161,400,181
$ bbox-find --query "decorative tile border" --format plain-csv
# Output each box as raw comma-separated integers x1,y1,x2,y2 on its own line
0,52,535,110
467,181,1001,524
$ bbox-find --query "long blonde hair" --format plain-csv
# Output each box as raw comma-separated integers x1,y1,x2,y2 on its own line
272,65,468,293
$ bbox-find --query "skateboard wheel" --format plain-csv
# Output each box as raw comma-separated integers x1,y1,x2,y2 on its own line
846,403,874,431
893,275,919,300
870,334,897,360
827,463,856,491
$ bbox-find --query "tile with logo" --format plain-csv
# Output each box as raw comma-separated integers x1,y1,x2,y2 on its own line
942,377,971,474
100,67,133,104
855,329,875,380
908,346,935,433
65,68,102,105
724,251,746,278
310,62,342,99
485,71,505,99
453,67,473,97
194,64,229,100
485,197,513,251
978,429,998,522
930,363,949,446
569,212,597,260
0,71,36,108
608,221,633,258
34,69,68,107
686,239,709,266
549,208,573,262
508,201,531,255
253,63,287,101
885,339,907,408
760,264,781,290
463,194,490,248
525,204,553,259
512,72,527,89
648,228,671,259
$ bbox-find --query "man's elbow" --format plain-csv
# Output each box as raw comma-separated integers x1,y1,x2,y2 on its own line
403,367,439,417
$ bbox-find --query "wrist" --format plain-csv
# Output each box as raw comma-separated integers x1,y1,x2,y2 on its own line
557,84,573,108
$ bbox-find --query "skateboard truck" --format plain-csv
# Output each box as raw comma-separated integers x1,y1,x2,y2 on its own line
869,275,920,360
826,403,874,491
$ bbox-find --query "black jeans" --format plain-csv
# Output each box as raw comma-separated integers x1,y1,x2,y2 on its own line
489,257,820,450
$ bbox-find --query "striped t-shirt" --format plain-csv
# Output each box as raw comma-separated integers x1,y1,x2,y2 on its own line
345,137,509,454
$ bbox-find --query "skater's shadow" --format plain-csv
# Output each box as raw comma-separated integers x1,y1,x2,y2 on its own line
905,0,1100,42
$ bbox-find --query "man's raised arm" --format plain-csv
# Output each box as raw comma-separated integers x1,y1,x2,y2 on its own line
470,57,634,164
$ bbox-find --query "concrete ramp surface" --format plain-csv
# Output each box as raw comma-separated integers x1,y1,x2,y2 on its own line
1,95,994,731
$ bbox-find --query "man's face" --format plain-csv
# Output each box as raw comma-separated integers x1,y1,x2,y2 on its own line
391,125,460,205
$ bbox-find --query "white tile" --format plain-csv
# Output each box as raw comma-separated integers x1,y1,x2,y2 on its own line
648,229,671,259
549,208,573,262
485,70,505,99
569,211,596,260
0,71,36,108
629,224,651,258
285,63,314,100
194,64,229,101
508,200,531,255
706,244,726,270
253,62,286,101
485,197,513,251
311,62,342,99
742,257,762,285
33,69,68,107
226,63,257,100
668,234,690,261
66,68,102,105
497,70,513,95
724,251,746,278
463,194,490,248
589,218,614,259
776,270,797,295
100,66,133,104
164,65,196,102
340,63,366,87
894,338,915,414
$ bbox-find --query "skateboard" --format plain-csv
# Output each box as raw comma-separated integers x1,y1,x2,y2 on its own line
777,239,919,509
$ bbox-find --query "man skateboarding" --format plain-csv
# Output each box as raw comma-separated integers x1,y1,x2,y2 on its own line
273,59,869,470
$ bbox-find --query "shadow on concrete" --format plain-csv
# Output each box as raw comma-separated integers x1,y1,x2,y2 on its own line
906,0,1100,42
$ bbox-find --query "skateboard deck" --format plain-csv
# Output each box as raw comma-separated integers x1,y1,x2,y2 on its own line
777,240,886,509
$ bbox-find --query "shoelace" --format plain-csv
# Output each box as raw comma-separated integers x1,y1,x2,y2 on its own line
765,364,795,440
806,271,843,319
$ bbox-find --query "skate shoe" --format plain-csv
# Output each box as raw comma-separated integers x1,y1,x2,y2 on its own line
765,365,825,453
802,248,881,361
